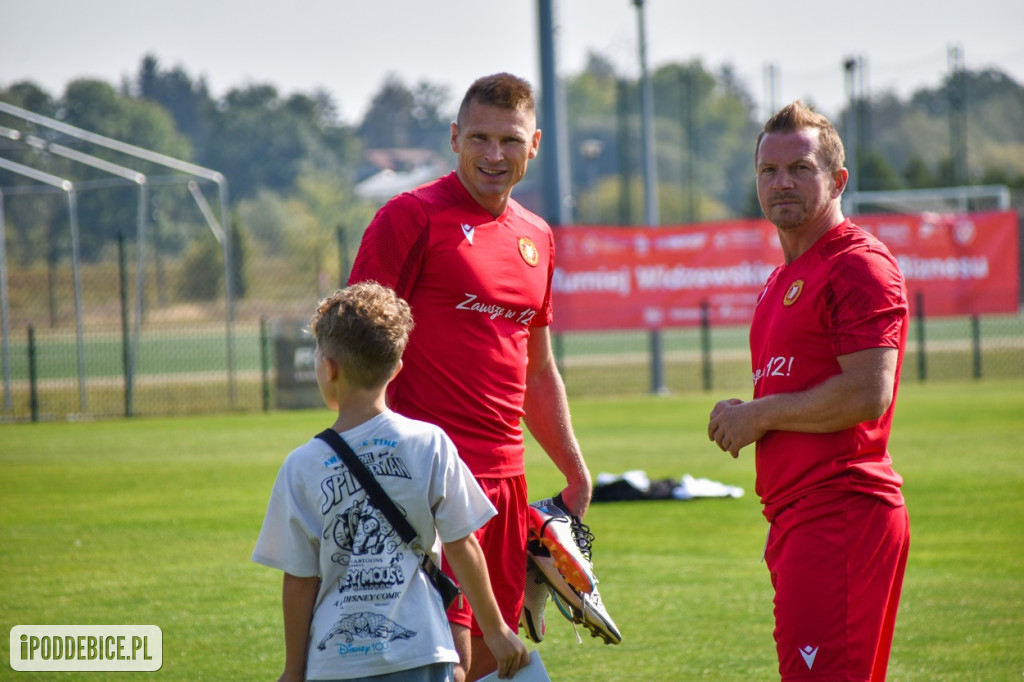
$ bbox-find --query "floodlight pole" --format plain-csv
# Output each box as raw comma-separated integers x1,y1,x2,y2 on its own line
763,63,779,121
633,0,666,395
633,0,659,228
537,0,572,226
0,156,88,412
948,44,968,188
0,100,237,406
843,56,860,214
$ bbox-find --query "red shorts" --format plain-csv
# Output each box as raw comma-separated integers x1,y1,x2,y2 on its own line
765,491,910,681
442,475,528,636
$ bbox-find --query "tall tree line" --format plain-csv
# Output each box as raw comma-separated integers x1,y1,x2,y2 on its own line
2,53,1023,268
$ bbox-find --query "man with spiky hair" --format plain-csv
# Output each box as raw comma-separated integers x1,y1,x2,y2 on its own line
350,74,592,681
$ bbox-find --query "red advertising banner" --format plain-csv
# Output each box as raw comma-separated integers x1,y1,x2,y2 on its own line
550,210,1019,332
856,211,1019,316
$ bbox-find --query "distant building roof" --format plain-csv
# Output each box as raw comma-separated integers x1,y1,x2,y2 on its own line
363,147,448,171
356,147,452,200
355,147,545,217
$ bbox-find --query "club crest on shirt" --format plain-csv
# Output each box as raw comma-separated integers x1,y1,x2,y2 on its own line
783,279,804,306
518,236,539,266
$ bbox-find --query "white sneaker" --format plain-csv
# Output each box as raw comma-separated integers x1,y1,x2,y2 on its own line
547,577,622,645
519,554,549,643
527,499,596,595
526,496,622,645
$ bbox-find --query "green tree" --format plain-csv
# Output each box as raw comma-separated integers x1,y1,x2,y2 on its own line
62,79,192,159
135,54,213,148
201,83,358,200
868,68,1024,186
857,149,904,191
561,53,623,222
176,234,222,301
359,75,416,149
288,172,375,287
903,156,937,189
0,82,64,267
62,79,192,262
564,55,760,224
0,80,58,117
0,79,193,264
358,74,452,154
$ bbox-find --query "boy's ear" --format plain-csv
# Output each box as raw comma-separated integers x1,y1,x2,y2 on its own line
385,358,403,384
323,355,341,381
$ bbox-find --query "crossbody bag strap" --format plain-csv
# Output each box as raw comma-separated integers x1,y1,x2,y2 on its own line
315,428,461,609
315,428,418,547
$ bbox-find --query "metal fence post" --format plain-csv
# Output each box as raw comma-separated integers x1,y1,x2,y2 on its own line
971,314,982,379
700,301,713,391
916,292,927,382
118,232,133,417
260,316,271,412
28,325,38,422
650,329,667,395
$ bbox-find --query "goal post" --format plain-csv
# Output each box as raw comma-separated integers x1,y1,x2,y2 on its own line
846,185,1011,215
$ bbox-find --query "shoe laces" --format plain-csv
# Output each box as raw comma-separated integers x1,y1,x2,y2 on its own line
551,495,594,562
570,518,594,563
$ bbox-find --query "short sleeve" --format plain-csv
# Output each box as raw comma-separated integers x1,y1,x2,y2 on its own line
829,247,908,357
348,193,430,300
535,225,556,328
427,432,497,543
251,448,322,577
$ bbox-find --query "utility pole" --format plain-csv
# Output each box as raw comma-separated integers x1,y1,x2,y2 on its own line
948,44,968,187
763,62,778,121
537,0,572,225
633,0,666,394
633,0,659,228
843,56,861,214
679,69,698,223
616,78,634,225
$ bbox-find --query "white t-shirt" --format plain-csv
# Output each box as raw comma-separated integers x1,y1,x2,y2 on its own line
252,410,497,680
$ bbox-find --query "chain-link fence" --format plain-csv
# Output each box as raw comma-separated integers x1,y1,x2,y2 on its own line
2,204,1021,423
554,312,1024,399
0,165,355,421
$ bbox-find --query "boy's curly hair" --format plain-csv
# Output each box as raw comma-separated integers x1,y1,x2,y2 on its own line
310,282,413,390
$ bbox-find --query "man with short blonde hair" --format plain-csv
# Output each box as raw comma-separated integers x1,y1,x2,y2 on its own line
710,100,910,681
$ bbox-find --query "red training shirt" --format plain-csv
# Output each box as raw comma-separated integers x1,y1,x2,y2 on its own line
349,172,555,478
749,219,908,521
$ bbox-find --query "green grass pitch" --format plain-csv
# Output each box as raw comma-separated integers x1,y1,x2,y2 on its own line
1,379,1022,680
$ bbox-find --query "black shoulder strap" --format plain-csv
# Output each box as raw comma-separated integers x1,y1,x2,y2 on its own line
315,428,418,547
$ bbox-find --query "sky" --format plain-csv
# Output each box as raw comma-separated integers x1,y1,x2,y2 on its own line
2,0,1023,125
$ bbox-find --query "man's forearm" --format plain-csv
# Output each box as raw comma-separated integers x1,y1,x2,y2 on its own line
523,361,592,514
524,327,592,515
710,347,898,457
754,347,898,434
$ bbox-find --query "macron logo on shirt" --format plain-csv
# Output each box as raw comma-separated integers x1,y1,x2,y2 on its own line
461,223,475,245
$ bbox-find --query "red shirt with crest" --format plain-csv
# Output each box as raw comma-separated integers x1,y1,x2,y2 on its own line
749,219,908,521
349,172,555,478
